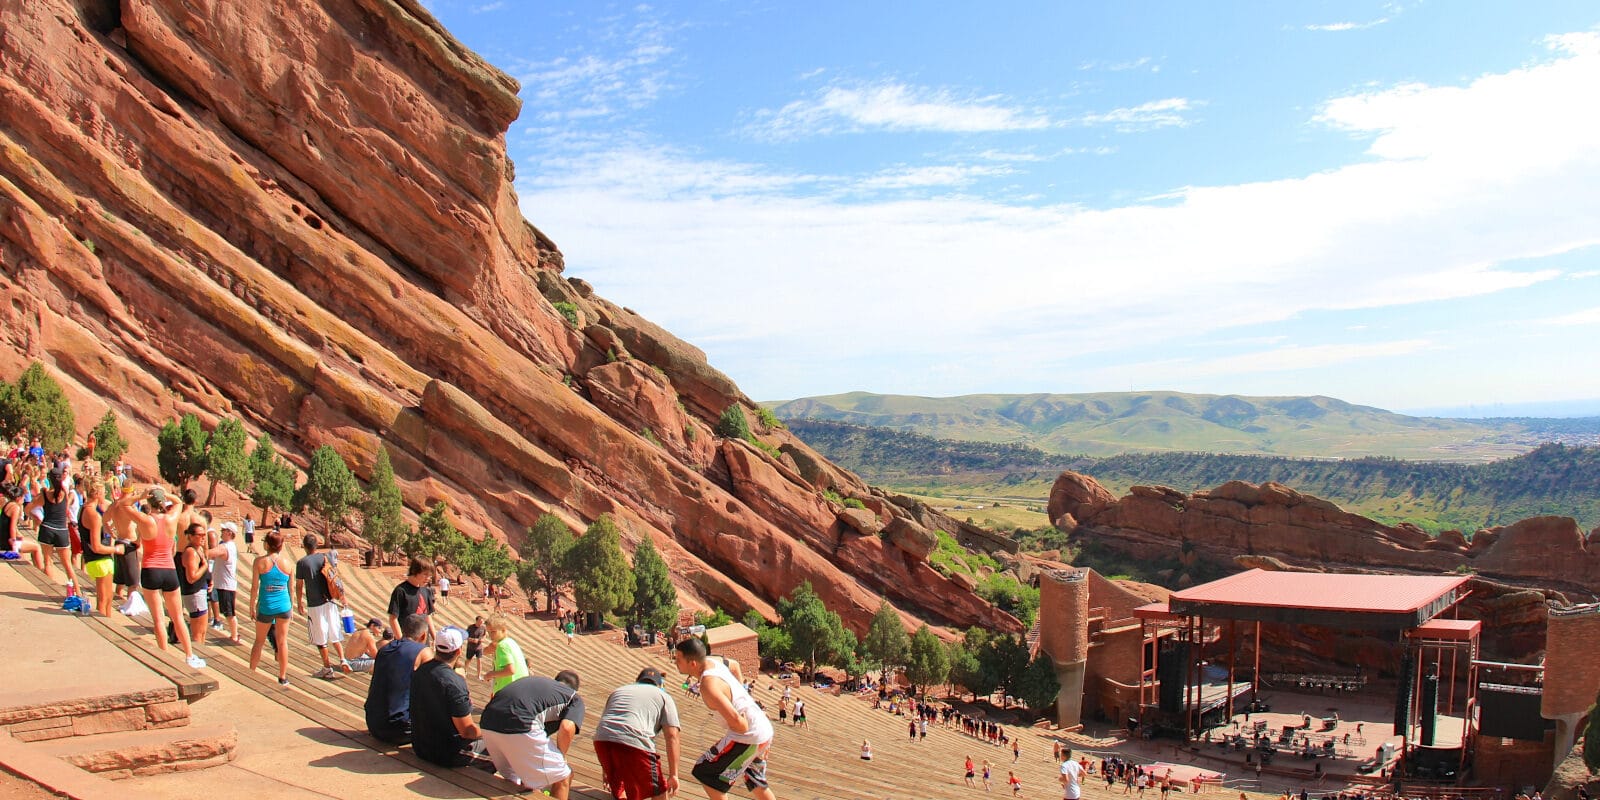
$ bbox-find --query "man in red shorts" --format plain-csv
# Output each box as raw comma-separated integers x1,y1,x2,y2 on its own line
594,667,682,800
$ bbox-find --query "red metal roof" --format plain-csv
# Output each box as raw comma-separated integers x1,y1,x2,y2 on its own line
1408,618,1482,641
1169,569,1470,615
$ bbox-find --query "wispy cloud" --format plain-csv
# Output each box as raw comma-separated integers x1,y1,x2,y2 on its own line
854,165,1014,191
1073,97,1198,132
1304,18,1389,32
1569,270,1600,279
1078,57,1157,72
513,11,677,122
471,1,506,13
1089,340,1435,385
1545,307,1600,326
748,82,1051,140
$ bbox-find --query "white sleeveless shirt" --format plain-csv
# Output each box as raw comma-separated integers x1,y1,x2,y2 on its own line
702,659,772,744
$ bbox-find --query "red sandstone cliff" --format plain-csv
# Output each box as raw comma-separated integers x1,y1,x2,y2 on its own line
0,0,1022,638
1049,471,1600,595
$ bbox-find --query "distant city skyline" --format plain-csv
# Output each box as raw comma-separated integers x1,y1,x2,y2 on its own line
423,1,1600,411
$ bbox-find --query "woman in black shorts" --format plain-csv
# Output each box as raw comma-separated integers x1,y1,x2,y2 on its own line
25,469,75,587
112,486,205,669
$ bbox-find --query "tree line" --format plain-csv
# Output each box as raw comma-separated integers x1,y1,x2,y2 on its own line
733,583,1061,713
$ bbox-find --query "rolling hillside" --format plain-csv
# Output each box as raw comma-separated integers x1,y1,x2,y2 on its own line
786,419,1600,533
767,391,1552,461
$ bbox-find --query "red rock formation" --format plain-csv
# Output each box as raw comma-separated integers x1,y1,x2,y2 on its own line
1051,472,1599,596
0,0,1021,638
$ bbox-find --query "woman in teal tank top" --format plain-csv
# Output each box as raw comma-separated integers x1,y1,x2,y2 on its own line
248,529,295,686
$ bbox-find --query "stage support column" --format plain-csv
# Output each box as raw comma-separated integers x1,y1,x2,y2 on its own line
1226,620,1237,721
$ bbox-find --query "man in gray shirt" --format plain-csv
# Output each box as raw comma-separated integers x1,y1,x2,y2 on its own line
594,666,682,800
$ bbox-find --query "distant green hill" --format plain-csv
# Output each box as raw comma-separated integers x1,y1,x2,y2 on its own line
767,391,1547,461
785,419,1600,533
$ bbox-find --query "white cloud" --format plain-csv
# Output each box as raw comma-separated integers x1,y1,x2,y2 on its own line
521,30,1600,400
471,1,506,12
748,82,1051,139
1078,57,1155,72
1570,270,1600,279
1073,98,1198,131
1304,18,1388,32
1545,307,1600,326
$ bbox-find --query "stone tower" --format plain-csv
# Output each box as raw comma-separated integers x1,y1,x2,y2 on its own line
1037,568,1091,728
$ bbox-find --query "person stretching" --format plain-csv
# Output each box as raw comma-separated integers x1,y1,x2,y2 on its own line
672,638,776,800
112,486,205,669
79,480,123,617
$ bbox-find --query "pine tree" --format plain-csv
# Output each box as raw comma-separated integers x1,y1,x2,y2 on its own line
518,513,575,611
360,447,409,565
0,362,77,452
1015,653,1062,712
564,514,635,631
405,502,458,561
89,410,128,466
862,600,912,675
630,535,679,632
247,433,295,524
203,417,250,506
295,445,360,542
905,624,951,696
470,535,516,590
775,581,855,677
715,404,751,440
156,413,209,489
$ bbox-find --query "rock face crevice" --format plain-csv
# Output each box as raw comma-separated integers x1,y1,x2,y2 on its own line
0,0,1022,637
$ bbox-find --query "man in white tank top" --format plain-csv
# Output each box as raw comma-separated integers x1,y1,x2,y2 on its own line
672,638,776,800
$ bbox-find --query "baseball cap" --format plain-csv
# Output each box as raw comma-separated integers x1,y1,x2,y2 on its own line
636,666,666,687
435,628,464,653
367,618,384,629
219,522,238,534
147,486,168,506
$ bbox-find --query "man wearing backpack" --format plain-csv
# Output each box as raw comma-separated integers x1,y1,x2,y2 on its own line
293,533,349,678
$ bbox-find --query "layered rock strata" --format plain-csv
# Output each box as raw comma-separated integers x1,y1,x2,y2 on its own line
0,0,1021,637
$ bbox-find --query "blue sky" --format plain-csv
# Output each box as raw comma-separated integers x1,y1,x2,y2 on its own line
421,1,1600,413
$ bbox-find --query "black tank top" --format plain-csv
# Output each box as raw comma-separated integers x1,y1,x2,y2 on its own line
178,545,210,595
0,501,16,550
40,490,69,532
82,505,111,563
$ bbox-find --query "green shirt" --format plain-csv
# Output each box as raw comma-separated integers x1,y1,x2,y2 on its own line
492,637,529,694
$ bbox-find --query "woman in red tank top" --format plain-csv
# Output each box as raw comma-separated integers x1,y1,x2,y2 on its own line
111,485,205,670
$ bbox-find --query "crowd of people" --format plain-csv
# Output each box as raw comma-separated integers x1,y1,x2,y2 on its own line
3,431,781,800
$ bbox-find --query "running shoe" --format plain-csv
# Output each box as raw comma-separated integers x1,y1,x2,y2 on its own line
278,677,291,688
185,654,207,669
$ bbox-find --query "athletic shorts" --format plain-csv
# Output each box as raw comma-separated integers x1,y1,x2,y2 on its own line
307,603,345,647
484,729,570,789
140,567,180,592
183,591,207,618
84,558,115,580
691,736,769,793
215,589,236,619
465,644,483,660
257,610,290,624
37,524,70,549
595,739,667,800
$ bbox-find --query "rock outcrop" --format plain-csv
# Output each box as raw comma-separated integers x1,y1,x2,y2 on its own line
0,0,1022,637
1052,472,1600,596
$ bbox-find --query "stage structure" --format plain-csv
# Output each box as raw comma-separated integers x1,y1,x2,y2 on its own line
1134,569,1479,779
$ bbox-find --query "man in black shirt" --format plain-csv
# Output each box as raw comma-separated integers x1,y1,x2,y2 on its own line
480,671,585,799
388,556,436,642
364,615,430,744
409,628,489,768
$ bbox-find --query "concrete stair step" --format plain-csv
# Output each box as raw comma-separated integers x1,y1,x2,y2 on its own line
30,723,237,779
0,683,187,742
